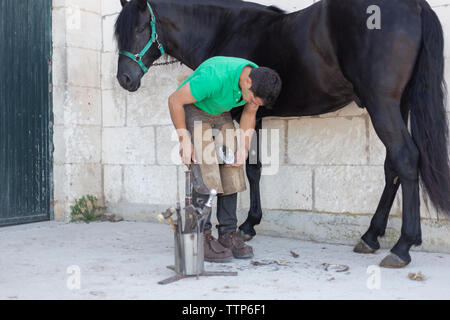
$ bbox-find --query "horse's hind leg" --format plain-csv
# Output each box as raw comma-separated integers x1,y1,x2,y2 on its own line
354,103,409,254
362,96,421,268
354,158,401,253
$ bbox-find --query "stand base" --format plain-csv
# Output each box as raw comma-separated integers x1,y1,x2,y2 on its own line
158,265,238,285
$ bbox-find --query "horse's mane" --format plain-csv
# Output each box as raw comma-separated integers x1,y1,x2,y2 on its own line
114,0,285,50
114,1,142,51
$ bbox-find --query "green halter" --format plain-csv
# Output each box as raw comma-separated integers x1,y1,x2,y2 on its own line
119,2,165,73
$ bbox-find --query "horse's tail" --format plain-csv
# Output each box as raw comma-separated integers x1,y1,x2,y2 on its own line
404,1,450,217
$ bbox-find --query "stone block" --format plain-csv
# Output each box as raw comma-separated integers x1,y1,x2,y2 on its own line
52,8,66,48
156,126,181,165
65,10,102,51
104,165,123,204
102,127,155,165
52,86,65,126
54,126,101,164
54,0,101,14
64,86,102,125
260,166,312,210
102,0,123,15
446,59,450,112
287,117,367,165
102,89,126,127
124,165,178,204
314,166,386,214
53,164,68,203
66,163,103,200
101,52,123,90
428,0,450,7
67,48,100,88
260,118,286,169
434,5,450,59
52,47,67,87
102,14,119,53
126,88,173,126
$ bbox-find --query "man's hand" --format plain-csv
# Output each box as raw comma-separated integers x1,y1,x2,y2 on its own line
179,137,196,168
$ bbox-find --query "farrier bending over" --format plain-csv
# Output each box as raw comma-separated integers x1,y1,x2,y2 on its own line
168,56,281,263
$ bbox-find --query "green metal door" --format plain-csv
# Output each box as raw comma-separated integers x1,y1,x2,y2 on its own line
0,0,53,226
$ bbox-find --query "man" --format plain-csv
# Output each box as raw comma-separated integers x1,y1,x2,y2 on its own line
168,56,282,262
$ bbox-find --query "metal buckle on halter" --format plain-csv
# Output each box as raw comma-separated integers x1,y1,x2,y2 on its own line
135,54,141,61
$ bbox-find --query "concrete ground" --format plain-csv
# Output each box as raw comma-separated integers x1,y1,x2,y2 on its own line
1,220,449,300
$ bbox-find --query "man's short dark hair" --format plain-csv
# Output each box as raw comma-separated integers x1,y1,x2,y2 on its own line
249,67,282,108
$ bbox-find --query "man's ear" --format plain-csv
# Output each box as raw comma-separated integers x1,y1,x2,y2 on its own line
137,0,147,11
246,77,252,89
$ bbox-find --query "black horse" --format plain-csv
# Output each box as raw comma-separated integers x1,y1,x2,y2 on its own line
115,0,449,268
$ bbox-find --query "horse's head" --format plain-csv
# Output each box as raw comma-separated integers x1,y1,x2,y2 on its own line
114,0,165,91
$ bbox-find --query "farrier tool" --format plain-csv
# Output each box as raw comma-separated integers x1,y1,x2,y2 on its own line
158,168,238,285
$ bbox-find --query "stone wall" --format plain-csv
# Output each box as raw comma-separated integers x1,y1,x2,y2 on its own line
52,0,103,221
52,0,450,252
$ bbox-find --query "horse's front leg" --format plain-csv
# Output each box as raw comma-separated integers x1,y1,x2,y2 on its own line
238,119,262,241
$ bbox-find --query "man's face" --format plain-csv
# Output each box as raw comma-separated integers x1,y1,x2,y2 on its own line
242,78,264,107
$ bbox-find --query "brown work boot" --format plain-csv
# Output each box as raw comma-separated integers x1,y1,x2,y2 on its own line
219,231,254,259
204,229,233,263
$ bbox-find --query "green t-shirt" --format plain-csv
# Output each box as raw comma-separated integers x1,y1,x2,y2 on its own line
177,56,259,115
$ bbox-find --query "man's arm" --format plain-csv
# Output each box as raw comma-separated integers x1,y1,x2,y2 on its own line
168,82,197,166
232,102,259,167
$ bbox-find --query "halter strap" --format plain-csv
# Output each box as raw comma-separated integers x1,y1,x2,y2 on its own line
119,2,165,73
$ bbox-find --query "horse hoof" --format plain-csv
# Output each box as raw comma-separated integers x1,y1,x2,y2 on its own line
379,253,410,268
237,229,253,242
353,240,377,254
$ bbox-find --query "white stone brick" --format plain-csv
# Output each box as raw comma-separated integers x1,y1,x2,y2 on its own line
52,8,66,48
67,48,100,88
287,117,367,165
53,164,68,203
260,118,286,167
428,0,450,7
237,168,251,210
260,166,312,210
102,0,123,16
52,86,101,126
66,10,102,51
104,165,123,203
124,165,178,204
315,166,386,214
102,89,126,127
445,58,450,113
66,163,103,200
53,125,66,165
102,127,155,165
56,0,101,14
52,47,67,87
101,52,122,90
434,5,450,59
65,87,102,125
156,126,181,165
102,14,119,53
64,126,102,163
126,87,174,126
52,86,65,126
